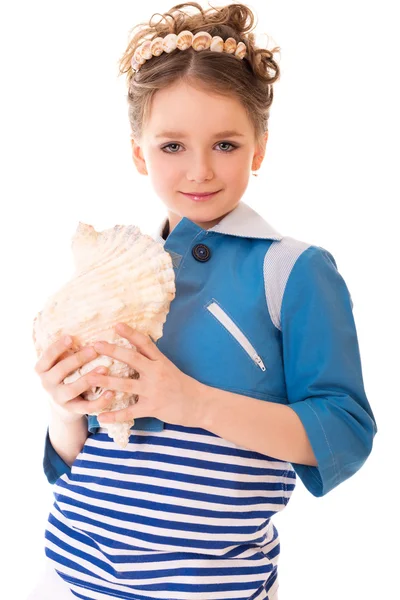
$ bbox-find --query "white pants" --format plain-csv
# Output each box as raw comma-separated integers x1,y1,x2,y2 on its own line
26,558,279,600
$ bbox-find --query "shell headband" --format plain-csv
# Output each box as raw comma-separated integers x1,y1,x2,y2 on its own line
131,30,247,73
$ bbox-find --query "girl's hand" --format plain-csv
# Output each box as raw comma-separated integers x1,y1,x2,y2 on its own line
89,323,204,428
34,336,115,424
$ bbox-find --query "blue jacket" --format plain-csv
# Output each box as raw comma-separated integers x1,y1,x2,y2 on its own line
44,200,377,497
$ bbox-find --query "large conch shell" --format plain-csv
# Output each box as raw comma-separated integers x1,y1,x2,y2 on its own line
33,222,176,448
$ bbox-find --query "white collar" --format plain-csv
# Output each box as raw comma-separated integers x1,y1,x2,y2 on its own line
151,201,282,244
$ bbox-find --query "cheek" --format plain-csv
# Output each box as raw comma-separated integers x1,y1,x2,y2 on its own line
220,154,250,182
151,150,176,170
147,153,177,189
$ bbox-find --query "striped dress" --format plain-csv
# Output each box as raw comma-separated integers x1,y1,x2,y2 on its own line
44,423,296,600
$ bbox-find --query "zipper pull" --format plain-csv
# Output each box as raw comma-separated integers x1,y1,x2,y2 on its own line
253,354,266,371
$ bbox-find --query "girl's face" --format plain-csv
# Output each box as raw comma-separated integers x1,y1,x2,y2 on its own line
131,80,267,234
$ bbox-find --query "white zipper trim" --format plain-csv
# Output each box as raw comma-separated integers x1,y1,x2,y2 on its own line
206,302,266,371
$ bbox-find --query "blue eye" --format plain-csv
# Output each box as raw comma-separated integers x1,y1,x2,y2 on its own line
218,142,237,152
161,142,238,153
161,143,181,153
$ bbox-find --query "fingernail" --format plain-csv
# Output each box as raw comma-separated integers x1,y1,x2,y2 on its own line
104,391,114,400
84,348,97,358
94,341,106,351
95,366,107,374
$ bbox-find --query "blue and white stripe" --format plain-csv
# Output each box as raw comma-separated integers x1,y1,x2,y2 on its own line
45,424,296,600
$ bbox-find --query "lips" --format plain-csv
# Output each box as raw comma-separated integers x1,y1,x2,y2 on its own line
180,190,220,201
182,191,219,196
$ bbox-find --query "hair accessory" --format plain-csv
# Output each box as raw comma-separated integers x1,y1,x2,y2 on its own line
131,30,247,72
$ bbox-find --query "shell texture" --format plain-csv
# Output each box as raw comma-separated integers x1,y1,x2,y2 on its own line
224,37,237,54
162,33,178,53
235,41,247,59
131,58,141,71
210,36,224,52
177,30,194,50
150,37,164,56
192,31,212,51
139,40,153,60
133,47,146,65
33,223,176,448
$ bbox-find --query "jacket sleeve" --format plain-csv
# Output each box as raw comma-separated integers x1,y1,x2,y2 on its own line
43,428,71,484
43,416,100,484
281,245,377,497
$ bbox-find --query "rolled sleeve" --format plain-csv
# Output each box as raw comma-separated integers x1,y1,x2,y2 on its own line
88,414,100,434
43,428,71,484
281,245,377,497
44,415,94,484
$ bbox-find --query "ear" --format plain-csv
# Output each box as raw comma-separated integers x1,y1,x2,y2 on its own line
251,131,269,172
131,137,148,176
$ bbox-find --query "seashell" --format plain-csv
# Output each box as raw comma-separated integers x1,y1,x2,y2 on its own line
33,222,176,449
139,40,153,60
224,37,237,54
177,30,193,51
192,31,212,52
130,57,141,72
150,37,164,56
162,33,178,53
235,41,247,59
210,36,224,52
133,47,146,65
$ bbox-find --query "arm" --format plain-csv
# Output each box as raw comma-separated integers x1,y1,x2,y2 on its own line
280,245,377,496
36,338,107,485
44,408,90,484
197,245,377,497
49,409,89,466
44,412,101,484
198,386,318,465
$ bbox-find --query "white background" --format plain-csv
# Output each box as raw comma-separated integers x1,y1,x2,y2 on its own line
1,1,398,599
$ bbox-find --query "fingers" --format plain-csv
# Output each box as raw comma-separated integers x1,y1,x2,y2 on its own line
98,403,138,424
35,335,75,374
66,388,116,416
86,373,140,395
93,341,147,374
47,346,98,388
55,365,107,405
114,323,162,361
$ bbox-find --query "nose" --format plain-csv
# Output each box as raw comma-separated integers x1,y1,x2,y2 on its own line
186,152,214,182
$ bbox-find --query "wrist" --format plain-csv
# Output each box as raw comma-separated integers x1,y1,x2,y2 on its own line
190,381,215,430
49,402,86,425
48,410,89,467
49,409,87,436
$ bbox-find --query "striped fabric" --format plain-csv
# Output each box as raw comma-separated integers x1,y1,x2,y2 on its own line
44,423,296,600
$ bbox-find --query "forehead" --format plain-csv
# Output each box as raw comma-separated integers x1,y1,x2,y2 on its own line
145,81,252,137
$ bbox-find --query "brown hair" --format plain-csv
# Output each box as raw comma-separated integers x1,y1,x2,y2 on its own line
118,2,280,151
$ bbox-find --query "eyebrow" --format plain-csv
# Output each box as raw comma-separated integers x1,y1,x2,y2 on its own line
155,129,245,139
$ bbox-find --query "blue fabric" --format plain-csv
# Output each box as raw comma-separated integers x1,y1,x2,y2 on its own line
43,428,71,484
42,214,377,497
282,246,377,496
87,414,164,433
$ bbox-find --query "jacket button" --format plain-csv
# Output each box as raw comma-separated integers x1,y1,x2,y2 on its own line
192,243,211,262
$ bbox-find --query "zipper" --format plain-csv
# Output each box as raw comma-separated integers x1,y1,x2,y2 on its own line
206,301,266,371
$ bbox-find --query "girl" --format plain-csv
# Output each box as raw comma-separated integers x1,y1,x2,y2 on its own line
30,2,377,599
